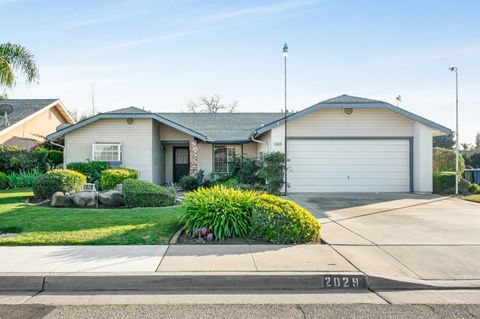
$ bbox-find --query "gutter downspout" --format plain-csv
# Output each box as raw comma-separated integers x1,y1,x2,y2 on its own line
250,134,266,146
49,139,65,149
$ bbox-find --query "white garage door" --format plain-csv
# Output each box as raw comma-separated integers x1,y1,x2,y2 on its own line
287,139,410,192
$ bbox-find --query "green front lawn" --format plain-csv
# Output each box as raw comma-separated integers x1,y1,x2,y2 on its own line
465,195,480,204
0,188,182,245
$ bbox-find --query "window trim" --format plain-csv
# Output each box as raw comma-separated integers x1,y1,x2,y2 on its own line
212,144,243,174
92,143,122,163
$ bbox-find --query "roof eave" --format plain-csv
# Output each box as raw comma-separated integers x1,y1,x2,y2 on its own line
253,102,452,137
47,113,208,141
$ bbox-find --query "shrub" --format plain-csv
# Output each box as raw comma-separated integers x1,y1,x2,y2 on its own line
67,161,110,183
465,152,480,169
33,169,86,199
33,147,63,168
123,179,176,207
179,175,199,191
0,172,7,189
100,168,138,190
432,171,471,194
181,185,259,241
256,152,286,195
433,147,465,174
433,171,456,194
468,183,480,194
6,170,42,188
251,194,321,244
0,145,49,173
46,150,64,167
237,156,263,185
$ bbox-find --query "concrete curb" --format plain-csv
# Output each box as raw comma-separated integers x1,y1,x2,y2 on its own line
0,273,45,291
169,227,185,245
2,272,480,292
367,275,480,290
1,272,366,292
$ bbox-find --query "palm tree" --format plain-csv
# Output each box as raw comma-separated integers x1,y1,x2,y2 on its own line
0,43,39,89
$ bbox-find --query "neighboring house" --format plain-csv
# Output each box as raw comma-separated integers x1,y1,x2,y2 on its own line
0,99,75,149
47,95,451,193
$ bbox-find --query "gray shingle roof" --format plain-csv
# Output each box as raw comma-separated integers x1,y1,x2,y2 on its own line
320,94,383,104
157,112,284,141
0,99,58,131
107,106,149,114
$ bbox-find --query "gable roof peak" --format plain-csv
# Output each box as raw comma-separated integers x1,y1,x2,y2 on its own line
320,94,383,104
106,106,150,114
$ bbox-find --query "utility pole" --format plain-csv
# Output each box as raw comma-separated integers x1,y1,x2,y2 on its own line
283,43,288,196
449,67,459,195
91,84,96,115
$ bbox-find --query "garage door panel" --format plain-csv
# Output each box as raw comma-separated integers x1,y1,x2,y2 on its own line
287,139,410,193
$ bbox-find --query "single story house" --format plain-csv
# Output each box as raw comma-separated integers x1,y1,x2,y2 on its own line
0,99,75,149
47,95,451,193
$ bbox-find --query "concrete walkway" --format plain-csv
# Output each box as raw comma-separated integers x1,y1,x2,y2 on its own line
289,193,480,282
0,244,356,273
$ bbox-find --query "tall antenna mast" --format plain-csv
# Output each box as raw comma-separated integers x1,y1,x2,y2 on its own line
91,84,95,115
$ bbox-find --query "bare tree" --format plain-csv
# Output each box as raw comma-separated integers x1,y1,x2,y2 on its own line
69,108,94,122
475,132,480,149
461,143,471,151
186,95,238,113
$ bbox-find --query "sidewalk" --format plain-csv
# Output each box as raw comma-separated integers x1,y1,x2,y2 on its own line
1,244,479,292
0,244,366,292
0,245,355,273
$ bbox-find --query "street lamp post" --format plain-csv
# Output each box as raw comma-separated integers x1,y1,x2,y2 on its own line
283,43,288,196
449,66,459,195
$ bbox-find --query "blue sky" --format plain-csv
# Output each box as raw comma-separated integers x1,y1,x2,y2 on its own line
2,0,479,143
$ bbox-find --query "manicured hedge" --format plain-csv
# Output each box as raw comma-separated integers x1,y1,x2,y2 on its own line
67,161,110,183
0,145,49,173
33,169,87,199
251,194,321,244
433,171,456,194
100,168,138,190
122,179,176,207
181,185,258,241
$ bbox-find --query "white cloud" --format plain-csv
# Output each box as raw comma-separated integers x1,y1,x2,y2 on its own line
100,30,199,50
201,0,318,22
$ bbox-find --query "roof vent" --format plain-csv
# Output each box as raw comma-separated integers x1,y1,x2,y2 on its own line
126,118,135,125
343,108,353,116
0,104,13,127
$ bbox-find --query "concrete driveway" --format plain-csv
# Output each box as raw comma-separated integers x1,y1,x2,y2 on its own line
288,193,480,281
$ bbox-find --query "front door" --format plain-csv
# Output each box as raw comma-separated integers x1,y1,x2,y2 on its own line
173,147,190,182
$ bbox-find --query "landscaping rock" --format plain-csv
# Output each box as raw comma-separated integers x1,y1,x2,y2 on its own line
51,191,73,207
70,191,97,207
98,190,124,207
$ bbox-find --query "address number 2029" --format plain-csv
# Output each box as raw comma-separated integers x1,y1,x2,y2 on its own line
324,275,365,289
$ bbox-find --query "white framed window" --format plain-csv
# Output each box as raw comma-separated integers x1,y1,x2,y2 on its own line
92,143,122,162
213,145,241,173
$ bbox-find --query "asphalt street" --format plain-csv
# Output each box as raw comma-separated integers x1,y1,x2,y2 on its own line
2,304,480,319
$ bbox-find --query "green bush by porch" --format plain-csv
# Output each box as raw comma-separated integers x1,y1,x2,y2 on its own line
122,179,176,207
33,169,86,199
66,161,110,183
100,168,138,190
